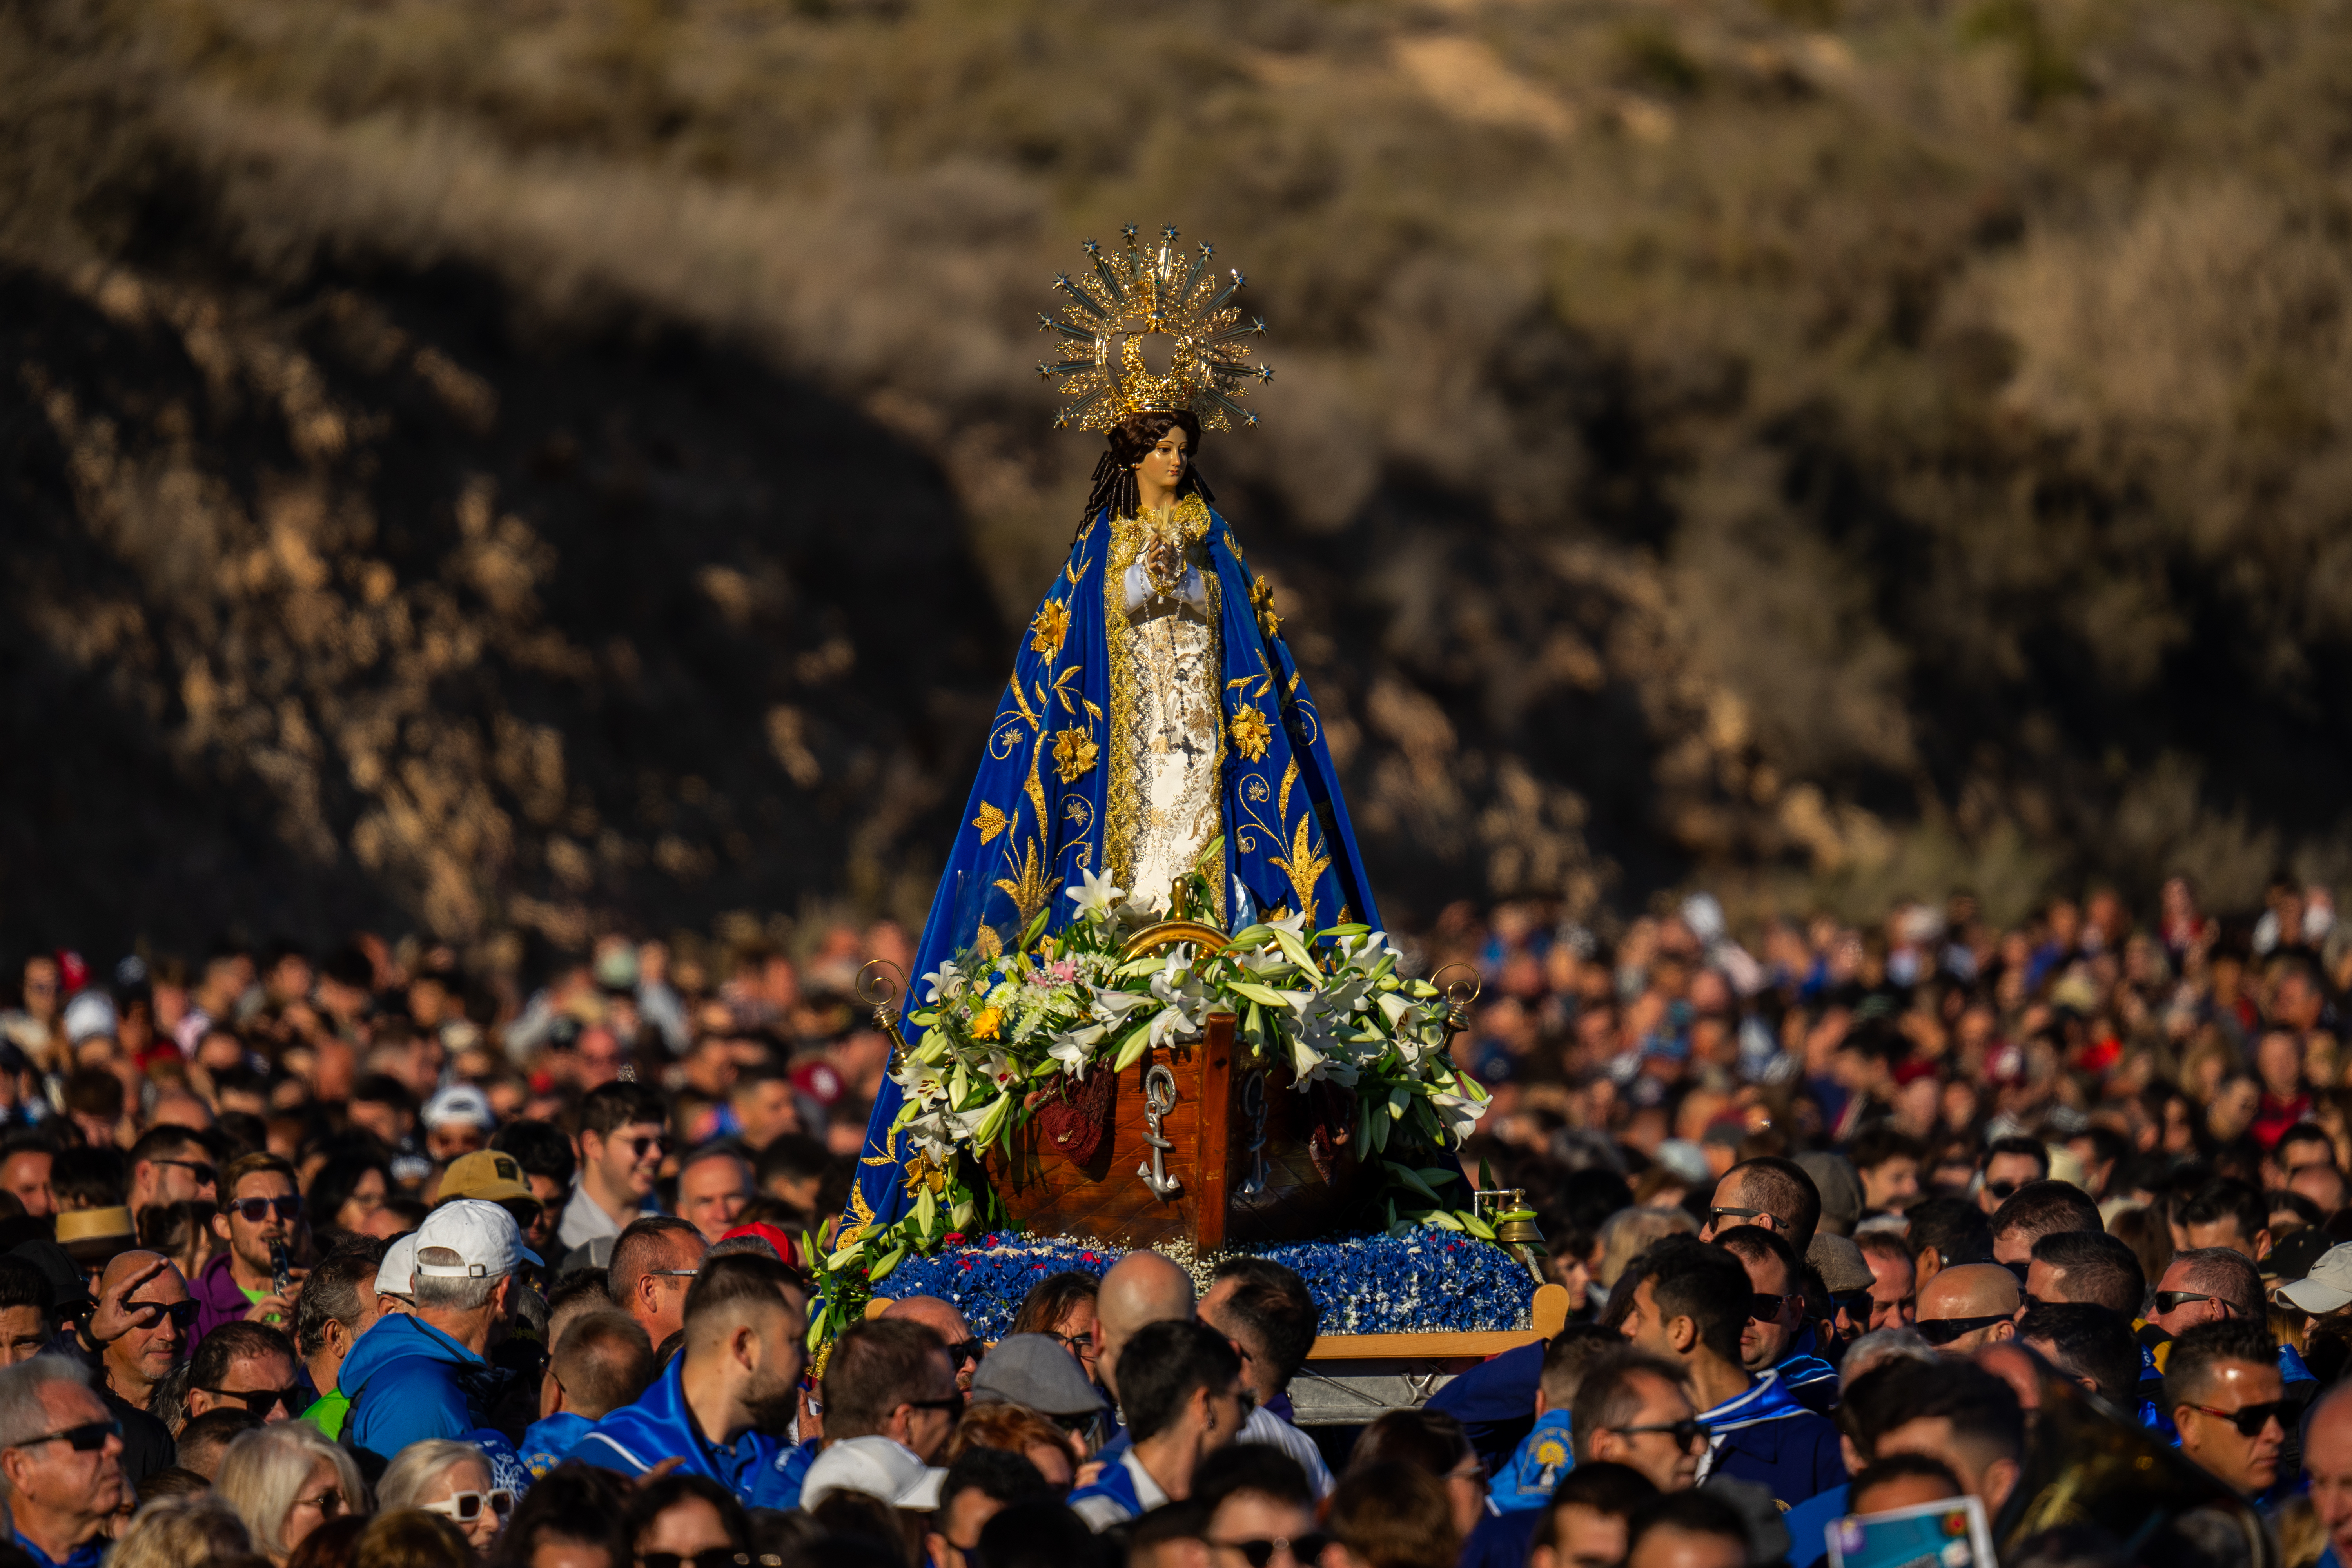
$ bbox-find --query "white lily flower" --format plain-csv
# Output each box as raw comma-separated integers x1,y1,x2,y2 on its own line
1049,1023,1107,1075
1430,1083,1488,1143
1065,869,1128,926
923,961,966,1004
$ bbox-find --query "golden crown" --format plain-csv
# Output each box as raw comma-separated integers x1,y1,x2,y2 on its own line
1037,223,1270,433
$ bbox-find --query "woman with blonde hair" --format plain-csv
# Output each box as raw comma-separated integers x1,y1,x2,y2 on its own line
353,1511,471,1568
375,1439,509,1553
112,1493,253,1568
216,1421,371,1565
1593,1206,1698,1292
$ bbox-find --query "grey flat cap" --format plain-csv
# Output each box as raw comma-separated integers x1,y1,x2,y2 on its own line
969,1333,1109,1417
1807,1232,1874,1295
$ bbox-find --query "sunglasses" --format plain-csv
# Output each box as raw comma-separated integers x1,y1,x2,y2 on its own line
128,1299,200,1331
203,1385,311,1418
625,1135,671,1160
1984,1180,2021,1201
1915,1313,2013,1347
1708,1207,1771,1228
945,1339,986,1369
421,1488,515,1524
2001,1261,2032,1285
1830,1289,1874,1321
644,1553,750,1568
907,1393,965,1417
151,1158,218,1188
1213,1536,1333,1568
12,1419,118,1453
228,1195,302,1224
2183,1401,2292,1438
1609,1419,1709,1452
2153,1292,2238,1317
1747,1292,1800,1323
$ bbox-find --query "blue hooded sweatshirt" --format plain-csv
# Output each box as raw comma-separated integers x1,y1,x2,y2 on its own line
340,1313,529,1495
569,1352,801,1509
1698,1368,1845,1508
522,1412,595,1479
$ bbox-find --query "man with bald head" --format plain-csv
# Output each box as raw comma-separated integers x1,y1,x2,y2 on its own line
64,1252,182,1487
2303,1382,2352,1563
1915,1264,2018,1352
882,1295,981,1390
1096,1250,1196,1401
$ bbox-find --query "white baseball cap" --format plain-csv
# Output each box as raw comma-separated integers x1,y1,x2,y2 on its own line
423,1084,497,1131
413,1198,541,1279
62,993,117,1046
375,1233,418,1296
799,1436,945,1512
2281,1243,2352,1313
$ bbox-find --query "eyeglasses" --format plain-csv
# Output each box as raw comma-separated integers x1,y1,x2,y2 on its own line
643,1552,750,1568
2154,1291,2237,1317
151,1158,217,1188
647,1269,702,1280
624,1135,670,1160
2183,1401,2292,1438
203,1385,310,1418
1915,1314,2013,1347
1984,1180,2021,1201
294,1488,346,1518
420,1488,515,1524
1212,1535,1334,1568
228,1195,302,1224
1829,1289,1873,1320
1051,1330,1094,1354
1707,1207,1771,1228
11,1419,118,1453
1608,1419,1709,1452
1747,1292,1799,1323
127,1299,199,1331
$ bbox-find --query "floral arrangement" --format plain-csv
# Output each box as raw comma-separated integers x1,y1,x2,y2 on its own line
871,1231,1540,1338
804,859,1501,1358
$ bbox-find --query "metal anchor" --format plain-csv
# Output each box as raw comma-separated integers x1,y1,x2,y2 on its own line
1238,1070,1268,1198
1138,1060,1182,1200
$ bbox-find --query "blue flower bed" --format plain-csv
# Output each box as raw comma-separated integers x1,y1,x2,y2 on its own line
870,1230,1535,1338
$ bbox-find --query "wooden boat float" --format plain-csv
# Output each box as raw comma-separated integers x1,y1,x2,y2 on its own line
974,920,1376,1253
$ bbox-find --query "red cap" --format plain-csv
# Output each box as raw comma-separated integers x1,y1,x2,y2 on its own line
790,1061,843,1106
55,951,88,995
1892,1057,1941,1088
720,1221,801,1268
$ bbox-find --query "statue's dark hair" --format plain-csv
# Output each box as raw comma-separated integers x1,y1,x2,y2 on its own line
1079,409,1215,530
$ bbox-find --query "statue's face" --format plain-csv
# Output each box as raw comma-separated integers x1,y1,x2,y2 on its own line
1133,426,1190,492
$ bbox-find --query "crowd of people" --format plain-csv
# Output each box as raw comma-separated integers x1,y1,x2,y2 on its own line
0,870,2341,1568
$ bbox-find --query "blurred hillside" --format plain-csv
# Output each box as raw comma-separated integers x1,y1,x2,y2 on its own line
6,0,2352,960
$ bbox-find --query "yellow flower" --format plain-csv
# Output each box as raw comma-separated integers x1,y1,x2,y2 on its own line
1030,599,1071,660
1052,726,1099,783
1250,575,1281,639
969,1007,1004,1040
1229,704,1273,762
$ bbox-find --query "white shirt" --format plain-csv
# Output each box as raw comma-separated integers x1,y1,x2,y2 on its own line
1243,1405,1334,1499
556,1181,659,1251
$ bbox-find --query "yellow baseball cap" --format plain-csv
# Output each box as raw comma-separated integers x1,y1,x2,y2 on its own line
437,1150,536,1205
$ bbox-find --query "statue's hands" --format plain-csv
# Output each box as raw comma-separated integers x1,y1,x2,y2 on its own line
1143,534,1181,595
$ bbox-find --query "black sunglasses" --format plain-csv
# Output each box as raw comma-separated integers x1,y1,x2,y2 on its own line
228,1195,302,1224
1984,1180,2021,1201
945,1339,986,1368
644,1553,750,1568
1708,1207,1771,1228
204,1385,311,1418
1213,1535,1334,1568
1747,1292,1799,1323
1610,1419,1709,1451
625,1135,671,1160
1916,1313,2012,1347
2154,1291,2237,1317
151,1158,218,1188
12,1419,118,1453
2001,1260,2031,1285
128,1299,200,1331
1830,1289,1874,1320
2183,1401,2292,1438
906,1393,965,1416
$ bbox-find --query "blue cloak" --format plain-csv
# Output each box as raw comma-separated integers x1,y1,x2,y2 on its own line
848,497,1381,1234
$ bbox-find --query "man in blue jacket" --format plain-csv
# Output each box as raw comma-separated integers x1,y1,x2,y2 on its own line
341,1199,537,1493
1619,1236,1844,1508
568,1251,807,1508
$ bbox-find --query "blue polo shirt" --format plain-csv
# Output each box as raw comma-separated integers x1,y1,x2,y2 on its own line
569,1355,799,1509
1700,1369,1846,1508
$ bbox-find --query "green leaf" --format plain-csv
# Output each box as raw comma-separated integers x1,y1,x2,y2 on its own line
1414,1166,1458,1192
1226,924,1274,951
1385,1160,1443,1203
1423,1209,1463,1231
1458,1210,1497,1241
1316,922,1371,942
1479,1157,1496,1192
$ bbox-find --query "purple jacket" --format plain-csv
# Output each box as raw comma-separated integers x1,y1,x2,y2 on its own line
190,1250,263,1348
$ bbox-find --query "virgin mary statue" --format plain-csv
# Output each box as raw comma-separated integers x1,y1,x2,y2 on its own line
848,226,1382,1230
